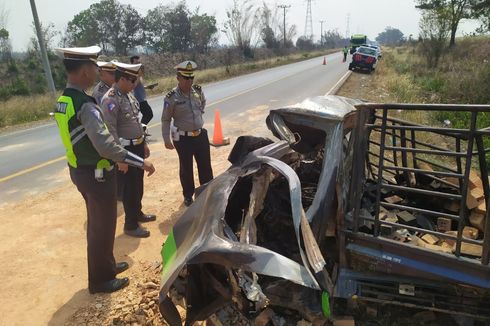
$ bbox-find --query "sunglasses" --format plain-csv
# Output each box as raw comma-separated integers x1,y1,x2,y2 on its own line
125,76,137,83
182,75,194,80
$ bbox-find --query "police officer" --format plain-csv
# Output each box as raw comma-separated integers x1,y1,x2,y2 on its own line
92,61,116,105
53,46,155,294
100,62,156,238
161,61,213,207
130,55,154,126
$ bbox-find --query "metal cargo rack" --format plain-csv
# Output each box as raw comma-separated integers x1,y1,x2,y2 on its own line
337,102,490,317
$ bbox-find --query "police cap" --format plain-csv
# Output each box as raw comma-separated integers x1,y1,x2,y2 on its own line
96,61,116,72
113,62,142,77
175,60,197,78
55,46,101,63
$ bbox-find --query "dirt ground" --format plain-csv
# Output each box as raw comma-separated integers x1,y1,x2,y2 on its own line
0,104,272,326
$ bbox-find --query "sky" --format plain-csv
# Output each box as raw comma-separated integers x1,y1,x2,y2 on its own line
1,0,482,52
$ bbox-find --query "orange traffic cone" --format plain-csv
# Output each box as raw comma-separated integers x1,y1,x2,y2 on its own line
210,109,230,147
322,56,327,65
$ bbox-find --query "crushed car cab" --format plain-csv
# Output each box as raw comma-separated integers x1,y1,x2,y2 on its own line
159,96,490,325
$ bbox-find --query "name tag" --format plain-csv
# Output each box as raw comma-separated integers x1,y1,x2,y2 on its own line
56,102,67,114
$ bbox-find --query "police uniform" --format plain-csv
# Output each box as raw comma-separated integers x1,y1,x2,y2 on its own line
100,62,155,238
53,46,148,293
92,61,115,105
161,61,213,206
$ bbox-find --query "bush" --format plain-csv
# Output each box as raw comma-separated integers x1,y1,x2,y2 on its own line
10,78,30,96
26,59,38,70
0,86,11,100
419,75,445,92
7,61,18,74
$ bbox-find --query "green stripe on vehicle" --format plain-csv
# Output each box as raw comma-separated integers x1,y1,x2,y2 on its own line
161,229,177,276
321,291,331,318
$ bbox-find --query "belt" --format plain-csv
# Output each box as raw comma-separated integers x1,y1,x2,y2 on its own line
178,129,201,137
120,136,145,146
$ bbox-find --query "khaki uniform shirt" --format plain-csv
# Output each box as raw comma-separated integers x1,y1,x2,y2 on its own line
100,85,144,144
92,81,111,105
161,85,206,144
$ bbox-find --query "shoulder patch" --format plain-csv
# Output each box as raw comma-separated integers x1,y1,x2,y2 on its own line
165,89,176,98
108,89,115,97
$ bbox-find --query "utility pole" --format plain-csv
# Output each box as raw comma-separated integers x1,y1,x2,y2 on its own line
29,0,56,96
319,20,325,46
345,13,350,39
304,0,313,40
278,5,290,48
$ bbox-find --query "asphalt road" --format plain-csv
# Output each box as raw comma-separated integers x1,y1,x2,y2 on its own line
0,52,348,204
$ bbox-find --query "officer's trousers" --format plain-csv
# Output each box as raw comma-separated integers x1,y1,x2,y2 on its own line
119,142,145,230
69,166,117,285
174,129,213,198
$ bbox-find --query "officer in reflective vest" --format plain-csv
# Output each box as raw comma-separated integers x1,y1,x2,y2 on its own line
100,62,156,238
54,46,155,294
92,60,116,105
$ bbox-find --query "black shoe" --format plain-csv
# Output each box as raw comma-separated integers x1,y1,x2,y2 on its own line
115,262,129,274
89,277,129,294
184,197,193,207
138,214,156,222
124,226,150,238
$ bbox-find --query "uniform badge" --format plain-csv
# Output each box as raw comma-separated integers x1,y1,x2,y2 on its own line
107,102,116,111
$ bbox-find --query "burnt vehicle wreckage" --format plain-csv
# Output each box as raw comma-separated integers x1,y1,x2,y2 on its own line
158,95,490,325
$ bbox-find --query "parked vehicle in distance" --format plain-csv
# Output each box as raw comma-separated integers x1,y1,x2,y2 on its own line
367,44,382,58
350,34,367,54
349,46,378,73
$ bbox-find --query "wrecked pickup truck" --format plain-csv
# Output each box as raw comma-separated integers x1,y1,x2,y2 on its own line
159,95,490,325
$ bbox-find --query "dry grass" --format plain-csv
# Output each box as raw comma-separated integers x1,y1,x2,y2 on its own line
145,50,332,96
0,50,334,129
0,93,57,128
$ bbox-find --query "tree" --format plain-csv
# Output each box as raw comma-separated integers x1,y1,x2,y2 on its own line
296,36,314,50
28,22,59,54
415,0,487,47
65,0,143,55
0,28,11,61
472,0,490,32
260,3,280,49
0,4,11,61
322,29,345,48
66,9,100,47
418,8,451,68
145,2,192,53
190,11,218,53
376,27,405,45
224,0,260,57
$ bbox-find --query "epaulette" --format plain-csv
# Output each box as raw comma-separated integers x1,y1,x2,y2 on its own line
193,84,202,92
166,89,176,98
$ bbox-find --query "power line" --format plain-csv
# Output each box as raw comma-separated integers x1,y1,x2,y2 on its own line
304,0,313,39
278,5,291,47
